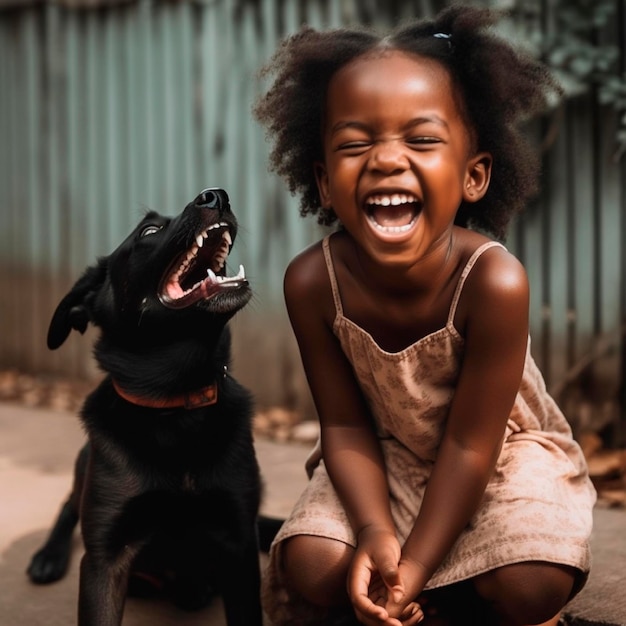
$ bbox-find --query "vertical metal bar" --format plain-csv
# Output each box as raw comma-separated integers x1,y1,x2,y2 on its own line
44,2,72,373
137,0,156,213
565,104,577,371
619,0,626,445
539,0,552,383
4,14,22,366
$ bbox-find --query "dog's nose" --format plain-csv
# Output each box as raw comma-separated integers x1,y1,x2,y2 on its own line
195,188,230,214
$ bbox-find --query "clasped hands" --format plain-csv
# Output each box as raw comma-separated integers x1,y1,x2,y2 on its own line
348,526,426,626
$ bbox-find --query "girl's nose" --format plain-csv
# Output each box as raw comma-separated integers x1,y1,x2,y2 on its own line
368,140,409,174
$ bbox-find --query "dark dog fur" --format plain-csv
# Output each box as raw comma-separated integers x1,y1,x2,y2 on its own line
27,189,265,626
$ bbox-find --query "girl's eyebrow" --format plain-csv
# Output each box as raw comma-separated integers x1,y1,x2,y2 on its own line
329,115,449,135
405,115,449,130
329,120,370,135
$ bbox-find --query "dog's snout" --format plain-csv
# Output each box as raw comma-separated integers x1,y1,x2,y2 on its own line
195,188,230,214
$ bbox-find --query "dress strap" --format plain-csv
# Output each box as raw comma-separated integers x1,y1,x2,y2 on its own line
322,235,344,317
447,241,506,327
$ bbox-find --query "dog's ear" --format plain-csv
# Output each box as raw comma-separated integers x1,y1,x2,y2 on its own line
47,260,108,350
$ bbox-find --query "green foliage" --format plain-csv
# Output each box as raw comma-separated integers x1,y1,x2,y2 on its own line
543,0,619,93
507,0,626,157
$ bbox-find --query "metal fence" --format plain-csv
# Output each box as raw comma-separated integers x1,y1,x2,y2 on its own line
1,0,624,441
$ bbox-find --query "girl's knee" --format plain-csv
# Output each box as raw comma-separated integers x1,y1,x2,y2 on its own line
473,561,576,625
282,535,354,607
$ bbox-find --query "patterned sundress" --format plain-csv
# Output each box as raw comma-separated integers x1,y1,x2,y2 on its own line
262,236,596,625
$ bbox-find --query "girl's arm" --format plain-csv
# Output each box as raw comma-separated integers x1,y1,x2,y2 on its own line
285,244,414,624
396,248,531,600
284,244,395,538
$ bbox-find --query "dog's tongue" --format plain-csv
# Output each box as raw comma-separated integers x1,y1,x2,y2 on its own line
162,265,246,308
164,280,185,301
163,275,216,302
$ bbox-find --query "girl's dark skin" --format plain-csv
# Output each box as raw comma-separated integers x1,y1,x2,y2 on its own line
281,49,576,626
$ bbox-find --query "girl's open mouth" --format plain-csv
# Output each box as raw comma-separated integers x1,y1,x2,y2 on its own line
365,193,421,234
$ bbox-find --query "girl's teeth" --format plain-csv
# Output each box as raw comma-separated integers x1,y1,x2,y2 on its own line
367,194,416,206
371,219,417,234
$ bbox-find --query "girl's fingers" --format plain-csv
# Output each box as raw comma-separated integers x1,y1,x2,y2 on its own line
353,601,391,626
348,560,373,607
378,561,402,599
354,590,388,618
354,608,403,626
399,602,424,625
349,558,386,619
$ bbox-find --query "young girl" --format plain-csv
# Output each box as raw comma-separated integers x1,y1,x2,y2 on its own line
254,6,596,626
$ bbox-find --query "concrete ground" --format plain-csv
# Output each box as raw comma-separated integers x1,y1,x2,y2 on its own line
0,401,624,625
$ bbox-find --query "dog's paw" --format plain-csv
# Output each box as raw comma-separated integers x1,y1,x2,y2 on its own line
27,546,71,584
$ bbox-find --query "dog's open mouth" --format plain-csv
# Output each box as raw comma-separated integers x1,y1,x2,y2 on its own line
158,222,247,309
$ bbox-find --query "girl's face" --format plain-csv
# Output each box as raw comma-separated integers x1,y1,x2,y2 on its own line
315,50,491,268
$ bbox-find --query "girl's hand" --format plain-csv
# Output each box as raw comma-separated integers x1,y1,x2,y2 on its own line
367,573,425,625
379,557,429,623
348,527,424,625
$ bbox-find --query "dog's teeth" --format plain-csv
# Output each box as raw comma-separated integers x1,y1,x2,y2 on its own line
223,231,232,246
196,235,204,248
237,264,245,279
207,269,217,280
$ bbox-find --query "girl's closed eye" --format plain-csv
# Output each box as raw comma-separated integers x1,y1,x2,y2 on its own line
335,138,373,154
334,134,443,153
334,135,374,154
407,135,443,148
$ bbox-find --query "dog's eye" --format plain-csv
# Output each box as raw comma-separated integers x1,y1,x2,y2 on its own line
140,225,162,237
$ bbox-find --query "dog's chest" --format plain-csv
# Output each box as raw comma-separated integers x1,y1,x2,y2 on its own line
182,471,198,492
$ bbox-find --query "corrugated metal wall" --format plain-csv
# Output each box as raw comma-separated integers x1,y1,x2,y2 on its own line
510,96,626,443
1,0,624,439
0,0,327,413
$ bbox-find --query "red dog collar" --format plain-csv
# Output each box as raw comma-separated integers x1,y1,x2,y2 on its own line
112,379,218,409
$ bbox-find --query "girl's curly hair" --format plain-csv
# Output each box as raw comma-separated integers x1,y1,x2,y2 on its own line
253,5,561,239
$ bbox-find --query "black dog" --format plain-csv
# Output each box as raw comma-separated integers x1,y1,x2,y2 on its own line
27,189,264,626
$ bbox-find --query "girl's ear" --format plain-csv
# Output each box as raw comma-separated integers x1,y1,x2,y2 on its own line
463,152,492,203
314,161,332,209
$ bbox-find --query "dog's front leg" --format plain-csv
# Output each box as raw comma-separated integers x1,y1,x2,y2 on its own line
220,536,263,626
78,551,133,626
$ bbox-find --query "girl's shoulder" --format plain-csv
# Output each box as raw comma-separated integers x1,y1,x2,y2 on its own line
284,231,351,292
463,234,527,293
283,237,339,326
454,230,529,330
454,228,526,284
284,238,327,295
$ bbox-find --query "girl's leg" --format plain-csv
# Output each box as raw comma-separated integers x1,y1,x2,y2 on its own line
473,561,577,626
282,534,354,607
282,536,456,625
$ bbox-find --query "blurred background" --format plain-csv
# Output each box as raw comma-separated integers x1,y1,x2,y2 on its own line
0,0,625,454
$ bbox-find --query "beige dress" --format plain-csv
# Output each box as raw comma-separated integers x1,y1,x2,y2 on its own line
262,236,596,625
